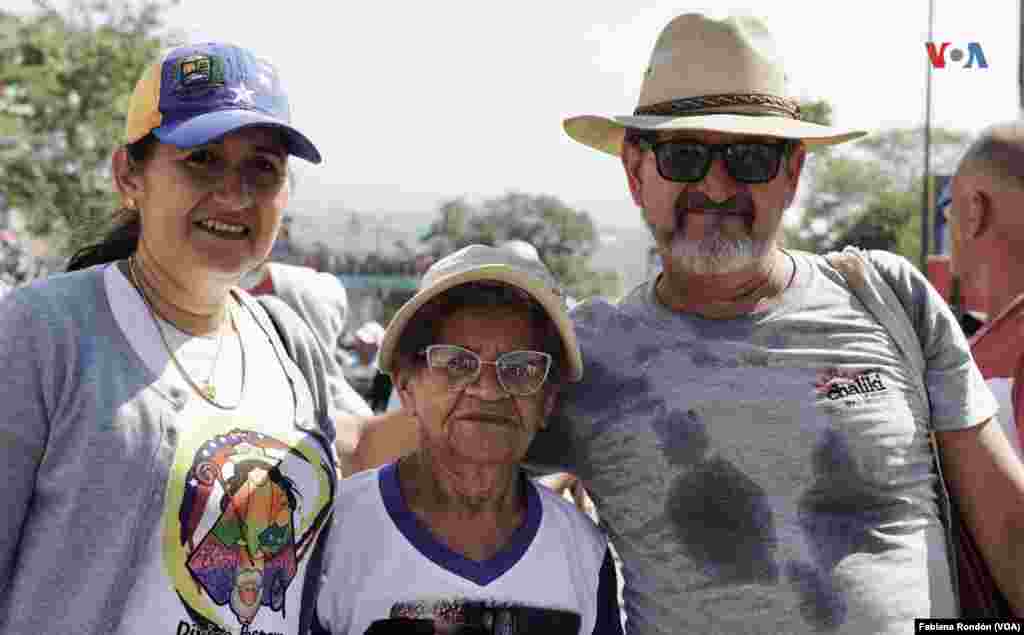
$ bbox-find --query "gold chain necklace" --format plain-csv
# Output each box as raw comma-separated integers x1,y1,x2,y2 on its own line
204,321,227,397
128,256,246,410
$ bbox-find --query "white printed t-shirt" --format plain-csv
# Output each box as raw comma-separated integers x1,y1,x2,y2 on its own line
110,265,336,635
315,463,623,635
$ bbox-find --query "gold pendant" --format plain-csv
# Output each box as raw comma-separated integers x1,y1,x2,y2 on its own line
201,383,216,400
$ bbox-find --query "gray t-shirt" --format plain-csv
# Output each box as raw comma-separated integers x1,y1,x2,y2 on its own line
528,250,996,635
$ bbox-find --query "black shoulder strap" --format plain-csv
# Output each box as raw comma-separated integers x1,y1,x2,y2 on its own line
254,294,332,436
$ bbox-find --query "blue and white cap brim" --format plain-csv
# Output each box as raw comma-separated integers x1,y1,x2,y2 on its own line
153,108,322,164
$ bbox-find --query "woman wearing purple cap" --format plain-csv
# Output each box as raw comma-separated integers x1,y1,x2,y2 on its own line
0,42,364,634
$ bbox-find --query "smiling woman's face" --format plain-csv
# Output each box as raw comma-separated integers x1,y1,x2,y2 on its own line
124,126,290,282
397,304,557,471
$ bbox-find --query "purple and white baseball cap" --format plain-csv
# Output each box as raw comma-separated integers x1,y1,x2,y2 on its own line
124,42,321,163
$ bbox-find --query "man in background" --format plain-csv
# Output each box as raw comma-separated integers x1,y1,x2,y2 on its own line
351,321,385,367
947,120,1024,456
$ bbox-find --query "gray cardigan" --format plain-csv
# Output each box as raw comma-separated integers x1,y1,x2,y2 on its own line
0,265,337,634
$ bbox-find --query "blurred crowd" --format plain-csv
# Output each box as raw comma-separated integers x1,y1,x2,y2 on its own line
0,230,52,294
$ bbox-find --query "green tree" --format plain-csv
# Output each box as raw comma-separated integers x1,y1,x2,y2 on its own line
798,98,832,127
424,197,472,255
0,0,177,254
422,191,622,299
787,125,968,259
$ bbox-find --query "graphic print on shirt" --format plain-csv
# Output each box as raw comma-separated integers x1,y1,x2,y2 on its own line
170,427,334,633
814,368,890,405
364,597,581,634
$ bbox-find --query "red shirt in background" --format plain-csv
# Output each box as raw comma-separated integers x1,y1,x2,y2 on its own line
969,294,1024,451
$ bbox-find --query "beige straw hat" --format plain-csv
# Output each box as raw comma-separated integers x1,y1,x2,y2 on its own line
565,13,867,157
378,244,583,382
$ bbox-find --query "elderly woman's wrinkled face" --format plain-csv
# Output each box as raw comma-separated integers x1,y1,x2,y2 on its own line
397,304,558,468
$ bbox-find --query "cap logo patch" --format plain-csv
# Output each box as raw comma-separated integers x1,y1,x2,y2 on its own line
174,54,225,96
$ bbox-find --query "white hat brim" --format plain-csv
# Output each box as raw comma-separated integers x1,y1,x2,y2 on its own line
378,265,584,383
565,114,867,157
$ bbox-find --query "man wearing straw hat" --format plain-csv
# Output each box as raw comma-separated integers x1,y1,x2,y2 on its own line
356,13,1024,632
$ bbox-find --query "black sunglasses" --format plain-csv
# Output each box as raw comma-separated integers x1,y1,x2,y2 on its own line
635,138,791,184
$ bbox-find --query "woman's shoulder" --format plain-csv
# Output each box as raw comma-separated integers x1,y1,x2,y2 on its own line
339,465,384,493
532,481,607,546
0,267,112,370
2,266,106,316
331,466,389,532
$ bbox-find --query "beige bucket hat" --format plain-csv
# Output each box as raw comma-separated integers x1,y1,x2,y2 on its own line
565,13,867,157
378,244,584,383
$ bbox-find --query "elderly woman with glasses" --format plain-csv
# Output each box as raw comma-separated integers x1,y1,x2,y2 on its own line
315,245,622,635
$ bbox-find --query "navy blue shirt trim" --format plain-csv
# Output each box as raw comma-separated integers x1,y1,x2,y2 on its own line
593,547,624,635
379,461,543,586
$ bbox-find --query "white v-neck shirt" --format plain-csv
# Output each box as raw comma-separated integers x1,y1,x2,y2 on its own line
316,464,620,635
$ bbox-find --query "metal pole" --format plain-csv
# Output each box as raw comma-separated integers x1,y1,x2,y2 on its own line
920,0,935,270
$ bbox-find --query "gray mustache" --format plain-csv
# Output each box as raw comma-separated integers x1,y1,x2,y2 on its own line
676,190,754,217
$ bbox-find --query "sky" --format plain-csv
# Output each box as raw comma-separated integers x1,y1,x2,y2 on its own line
10,1,1023,229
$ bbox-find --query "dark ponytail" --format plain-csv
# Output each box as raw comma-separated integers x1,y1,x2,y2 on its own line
66,134,158,272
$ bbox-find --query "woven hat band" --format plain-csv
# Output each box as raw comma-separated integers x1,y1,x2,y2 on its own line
634,93,801,119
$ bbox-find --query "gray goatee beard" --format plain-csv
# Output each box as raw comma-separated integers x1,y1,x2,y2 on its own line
646,214,772,275
669,231,771,275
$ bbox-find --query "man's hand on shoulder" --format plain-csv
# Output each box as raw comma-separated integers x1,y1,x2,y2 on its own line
342,409,419,476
